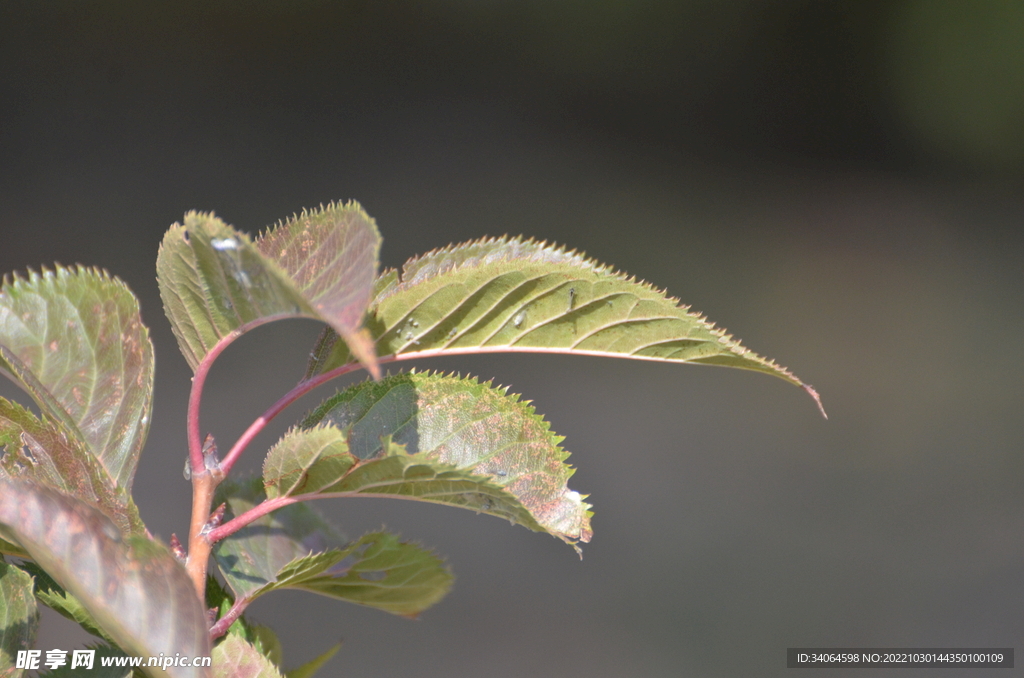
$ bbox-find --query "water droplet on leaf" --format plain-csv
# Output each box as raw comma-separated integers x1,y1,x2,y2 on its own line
211,237,239,251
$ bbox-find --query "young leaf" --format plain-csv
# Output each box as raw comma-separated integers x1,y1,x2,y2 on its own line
0,481,210,678
263,532,452,618
0,266,154,491
269,372,592,547
0,398,145,537
305,237,823,413
0,559,38,673
213,480,347,602
157,203,381,377
213,636,283,678
213,482,452,616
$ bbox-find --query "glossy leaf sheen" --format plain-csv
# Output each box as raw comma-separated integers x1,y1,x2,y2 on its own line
157,204,380,376
0,398,144,537
0,266,154,492
306,237,822,412
213,636,283,678
0,560,38,673
283,372,592,546
0,481,210,678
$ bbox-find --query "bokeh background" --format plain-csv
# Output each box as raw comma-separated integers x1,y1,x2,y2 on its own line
2,2,1022,676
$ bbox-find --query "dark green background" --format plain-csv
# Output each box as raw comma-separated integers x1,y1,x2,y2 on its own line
2,2,1022,676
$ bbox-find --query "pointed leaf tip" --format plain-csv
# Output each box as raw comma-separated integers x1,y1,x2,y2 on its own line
304,235,821,411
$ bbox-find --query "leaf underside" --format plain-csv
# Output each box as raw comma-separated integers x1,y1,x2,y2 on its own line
306,236,823,414
0,398,144,538
0,481,210,678
214,481,452,616
274,371,592,546
157,202,381,377
0,559,38,674
0,266,154,494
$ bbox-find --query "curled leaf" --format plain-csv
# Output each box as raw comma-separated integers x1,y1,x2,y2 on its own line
157,203,381,377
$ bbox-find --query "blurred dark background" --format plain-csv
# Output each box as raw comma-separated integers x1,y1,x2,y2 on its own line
2,1,1022,676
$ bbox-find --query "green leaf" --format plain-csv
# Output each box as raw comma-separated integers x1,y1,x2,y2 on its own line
283,642,340,678
0,398,144,537
0,539,28,560
37,643,135,678
213,636,282,678
157,203,381,377
19,562,111,643
306,237,823,413
0,481,210,678
269,372,592,547
0,267,154,493
213,482,451,617
0,559,38,675
213,479,346,602
264,532,452,618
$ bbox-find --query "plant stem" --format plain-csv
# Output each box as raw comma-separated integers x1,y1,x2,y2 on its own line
205,495,300,544
218,361,368,476
208,596,251,641
185,331,241,601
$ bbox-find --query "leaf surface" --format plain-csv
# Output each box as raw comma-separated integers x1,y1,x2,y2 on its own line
157,203,380,376
214,483,451,616
272,372,592,546
306,237,822,412
212,636,282,678
213,480,346,602
0,481,210,678
0,266,154,491
0,559,38,675
0,398,144,537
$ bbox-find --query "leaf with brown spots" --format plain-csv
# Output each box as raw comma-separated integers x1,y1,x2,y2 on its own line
0,266,154,492
0,481,210,678
0,398,144,537
283,372,592,548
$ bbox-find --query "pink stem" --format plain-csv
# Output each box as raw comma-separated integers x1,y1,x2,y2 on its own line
205,495,300,543
218,361,369,476
209,596,251,641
